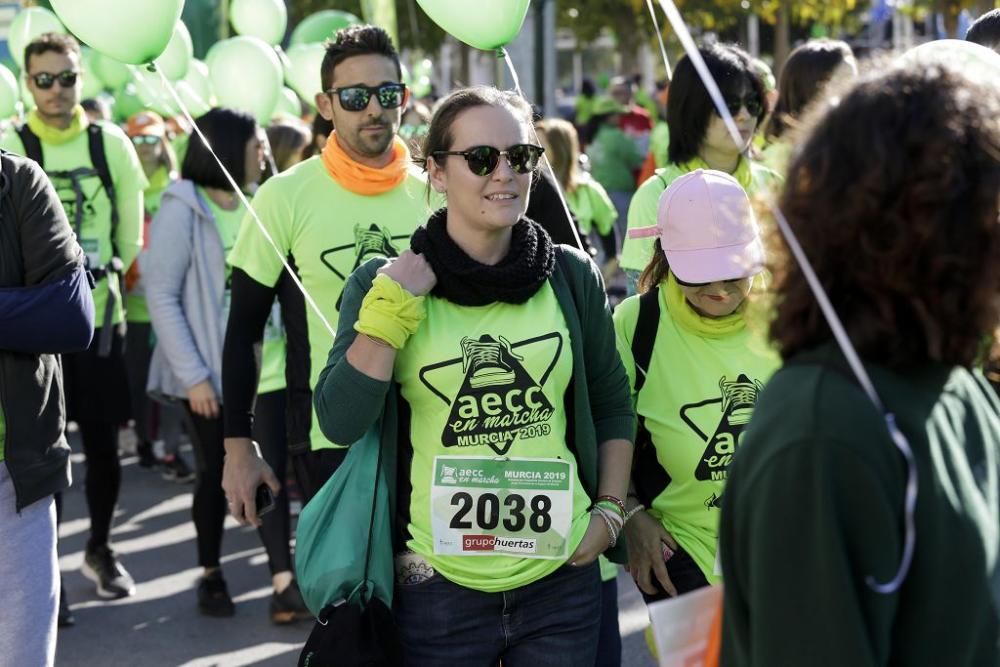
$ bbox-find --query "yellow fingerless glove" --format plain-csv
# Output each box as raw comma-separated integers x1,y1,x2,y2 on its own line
354,274,427,349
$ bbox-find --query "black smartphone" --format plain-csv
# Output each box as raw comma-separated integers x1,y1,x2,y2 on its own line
254,484,276,518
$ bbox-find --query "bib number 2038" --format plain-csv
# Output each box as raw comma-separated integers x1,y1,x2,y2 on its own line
448,491,552,533
431,456,574,560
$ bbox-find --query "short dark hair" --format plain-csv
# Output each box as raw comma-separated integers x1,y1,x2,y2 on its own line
666,44,767,165
967,9,1000,49
25,32,80,72
770,64,1000,368
766,39,855,141
182,107,258,191
320,24,401,92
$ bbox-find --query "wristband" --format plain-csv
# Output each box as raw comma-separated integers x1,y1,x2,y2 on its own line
354,274,426,349
596,495,626,517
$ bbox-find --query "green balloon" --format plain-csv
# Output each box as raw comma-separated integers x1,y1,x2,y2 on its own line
50,0,183,65
91,51,131,90
0,65,19,118
415,0,530,50
284,42,325,106
112,83,144,122
231,0,288,46
289,10,360,46
130,66,177,117
183,59,214,106
155,21,193,81
9,7,65,71
175,80,211,117
207,36,282,125
78,48,106,99
276,87,302,118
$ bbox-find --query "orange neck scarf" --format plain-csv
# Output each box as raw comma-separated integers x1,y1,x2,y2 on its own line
321,130,411,196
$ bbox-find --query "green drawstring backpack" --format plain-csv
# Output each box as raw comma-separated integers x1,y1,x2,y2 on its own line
295,418,400,667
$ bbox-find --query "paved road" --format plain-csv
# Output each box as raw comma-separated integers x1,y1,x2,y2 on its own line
55,436,657,667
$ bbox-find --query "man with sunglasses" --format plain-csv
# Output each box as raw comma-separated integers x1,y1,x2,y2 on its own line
1,32,147,607
221,25,439,533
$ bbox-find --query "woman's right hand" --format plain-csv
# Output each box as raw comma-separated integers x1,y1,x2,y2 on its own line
187,380,219,419
378,250,437,297
625,509,679,597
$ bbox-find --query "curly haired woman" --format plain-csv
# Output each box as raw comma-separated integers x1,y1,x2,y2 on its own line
719,63,1000,665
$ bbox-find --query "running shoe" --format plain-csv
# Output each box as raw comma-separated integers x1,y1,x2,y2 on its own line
197,571,235,617
269,579,311,625
161,454,195,483
81,545,136,599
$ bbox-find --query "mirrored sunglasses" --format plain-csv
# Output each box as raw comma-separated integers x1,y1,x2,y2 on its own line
31,70,79,90
432,144,545,177
325,83,406,112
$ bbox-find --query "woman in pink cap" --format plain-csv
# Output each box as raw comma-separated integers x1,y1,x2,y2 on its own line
612,168,779,601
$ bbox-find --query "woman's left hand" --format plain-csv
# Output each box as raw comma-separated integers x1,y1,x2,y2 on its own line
568,513,612,567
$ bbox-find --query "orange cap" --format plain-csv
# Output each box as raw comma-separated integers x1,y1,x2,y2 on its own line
126,111,166,138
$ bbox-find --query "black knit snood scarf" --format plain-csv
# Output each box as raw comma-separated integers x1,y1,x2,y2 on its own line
410,208,556,307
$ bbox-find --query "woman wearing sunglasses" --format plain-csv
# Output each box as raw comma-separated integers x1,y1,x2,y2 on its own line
613,169,779,605
314,86,635,665
619,43,780,295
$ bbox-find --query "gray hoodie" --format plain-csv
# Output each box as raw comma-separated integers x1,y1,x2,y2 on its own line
144,180,228,403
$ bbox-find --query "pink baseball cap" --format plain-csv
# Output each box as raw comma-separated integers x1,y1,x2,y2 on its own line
629,169,764,283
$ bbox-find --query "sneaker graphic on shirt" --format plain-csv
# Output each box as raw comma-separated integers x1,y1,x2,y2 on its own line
420,332,563,456
319,223,410,310
461,335,520,389
678,373,765,486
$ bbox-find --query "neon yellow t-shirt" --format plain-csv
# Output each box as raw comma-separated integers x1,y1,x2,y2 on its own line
127,166,174,324
649,122,670,169
566,174,617,237
619,157,781,272
0,121,147,328
227,156,433,449
394,283,591,592
613,276,780,581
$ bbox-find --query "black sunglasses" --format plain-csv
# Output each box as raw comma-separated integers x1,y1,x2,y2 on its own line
717,93,763,118
325,82,406,112
674,276,746,288
432,144,545,177
31,70,78,90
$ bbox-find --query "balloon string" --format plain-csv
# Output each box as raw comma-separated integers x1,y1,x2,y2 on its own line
152,65,337,339
649,0,918,594
645,0,673,81
498,47,585,253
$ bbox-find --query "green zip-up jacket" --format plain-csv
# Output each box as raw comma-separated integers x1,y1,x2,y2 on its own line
720,342,1000,666
314,244,635,564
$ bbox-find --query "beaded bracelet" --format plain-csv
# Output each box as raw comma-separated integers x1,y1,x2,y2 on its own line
623,503,645,524
597,494,627,517
594,499,625,521
590,506,619,548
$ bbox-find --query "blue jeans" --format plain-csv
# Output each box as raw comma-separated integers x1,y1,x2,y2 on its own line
394,561,602,666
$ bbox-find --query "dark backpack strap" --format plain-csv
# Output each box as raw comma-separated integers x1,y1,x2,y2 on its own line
630,285,672,506
631,286,660,393
87,123,119,253
17,124,44,168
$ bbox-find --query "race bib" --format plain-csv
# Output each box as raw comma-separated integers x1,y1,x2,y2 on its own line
431,456,574,560
80,238,100,269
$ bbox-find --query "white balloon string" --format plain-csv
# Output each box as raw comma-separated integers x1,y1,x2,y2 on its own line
645,0,673,81
498,47,586,252
649,0,917,594
153,65,337,339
